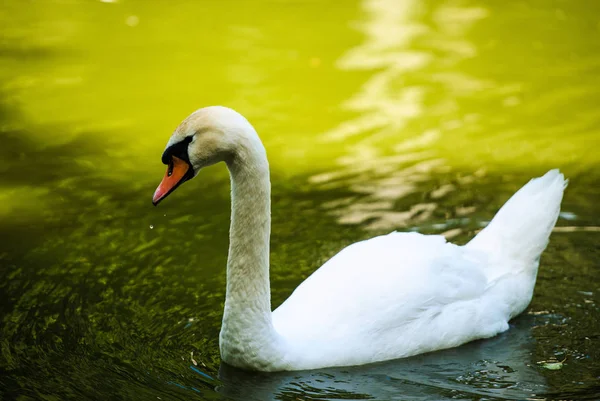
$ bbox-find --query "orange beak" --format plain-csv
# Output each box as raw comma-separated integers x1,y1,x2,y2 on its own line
152,156,192,205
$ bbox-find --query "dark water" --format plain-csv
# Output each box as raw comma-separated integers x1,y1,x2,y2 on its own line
1,0,599,400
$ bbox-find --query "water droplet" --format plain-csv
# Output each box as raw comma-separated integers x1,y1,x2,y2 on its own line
149,225,154,229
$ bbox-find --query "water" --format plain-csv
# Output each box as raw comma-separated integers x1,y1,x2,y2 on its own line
0,0,599,399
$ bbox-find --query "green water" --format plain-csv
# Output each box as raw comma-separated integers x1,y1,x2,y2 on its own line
0,0,599,399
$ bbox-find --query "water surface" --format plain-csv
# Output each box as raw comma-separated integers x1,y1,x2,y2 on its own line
0,0,599,400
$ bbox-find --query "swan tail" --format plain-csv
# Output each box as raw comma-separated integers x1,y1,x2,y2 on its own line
467,169,567,265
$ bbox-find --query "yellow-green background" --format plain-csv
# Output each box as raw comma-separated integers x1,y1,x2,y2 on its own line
0,0,598,400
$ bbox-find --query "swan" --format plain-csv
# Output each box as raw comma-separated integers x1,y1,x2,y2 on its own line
152,106,566,372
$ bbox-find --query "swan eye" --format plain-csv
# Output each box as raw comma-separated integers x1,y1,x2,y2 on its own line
162,135,194,165
167,160,174,177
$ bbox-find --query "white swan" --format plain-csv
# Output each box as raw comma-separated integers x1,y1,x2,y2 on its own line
152,106,566,372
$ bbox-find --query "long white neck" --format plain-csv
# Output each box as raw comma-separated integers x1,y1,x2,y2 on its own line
219,131,283,369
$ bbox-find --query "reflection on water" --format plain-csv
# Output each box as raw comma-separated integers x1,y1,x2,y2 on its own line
311,0,489,231
311,0,600,237
0,0,599,400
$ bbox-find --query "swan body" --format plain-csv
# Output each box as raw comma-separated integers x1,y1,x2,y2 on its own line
153,106,566,372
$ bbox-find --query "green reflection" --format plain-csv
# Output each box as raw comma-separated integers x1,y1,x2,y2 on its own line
0,0,599,400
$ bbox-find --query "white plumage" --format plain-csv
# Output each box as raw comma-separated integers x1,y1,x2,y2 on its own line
155,106,566,372
273,170,566,370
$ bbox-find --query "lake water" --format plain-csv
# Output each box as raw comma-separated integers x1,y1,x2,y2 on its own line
0,0,599,400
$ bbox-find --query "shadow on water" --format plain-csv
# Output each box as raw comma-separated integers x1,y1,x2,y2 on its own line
218,315,549,401
0,94,125,257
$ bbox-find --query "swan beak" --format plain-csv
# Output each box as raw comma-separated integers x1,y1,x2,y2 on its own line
152,156,192,206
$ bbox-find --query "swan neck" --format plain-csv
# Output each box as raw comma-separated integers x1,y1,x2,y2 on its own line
220,138,279,364
226,155,271,314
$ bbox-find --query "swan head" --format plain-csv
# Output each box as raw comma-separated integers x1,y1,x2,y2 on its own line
152,106,260,205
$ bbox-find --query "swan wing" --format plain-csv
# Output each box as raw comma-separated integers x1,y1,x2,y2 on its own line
273,232,491,349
